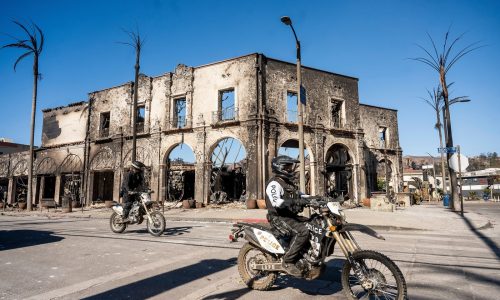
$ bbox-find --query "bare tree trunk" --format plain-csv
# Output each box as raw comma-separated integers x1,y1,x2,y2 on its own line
27,55,38,211
131,48,140,162
440,67,459,211
436,111,447,195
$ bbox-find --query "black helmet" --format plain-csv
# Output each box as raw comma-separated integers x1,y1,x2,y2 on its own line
271,155,299,179
131,160,146,170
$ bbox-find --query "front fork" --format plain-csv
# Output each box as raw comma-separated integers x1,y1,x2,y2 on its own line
142,202,153,223
332,228,368,282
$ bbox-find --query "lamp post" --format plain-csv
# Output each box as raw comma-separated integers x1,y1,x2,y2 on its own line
441,98,470,200
281,16,306,193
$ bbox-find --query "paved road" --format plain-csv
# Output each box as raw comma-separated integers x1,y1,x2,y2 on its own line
1,205,499,300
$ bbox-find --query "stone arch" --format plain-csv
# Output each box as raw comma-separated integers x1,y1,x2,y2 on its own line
208,137,247,202
122,146,152,167
324,143,354,198
35,157,57,175
163,142,196,202
11,159,28,177
0,160,10,178
90,147,116,171
59,154,83,174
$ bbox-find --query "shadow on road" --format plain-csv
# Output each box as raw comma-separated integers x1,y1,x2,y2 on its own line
459,212,500,260
0,229,64,251
131,226,195,236
202,287,252,299
81,258,237,299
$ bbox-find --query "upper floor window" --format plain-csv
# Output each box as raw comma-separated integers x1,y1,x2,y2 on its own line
136,105,145,132
287,91,298,123
218,89,235,121
100,112,110,137
379,127,388,148
331,99,344,128
174,98,187,128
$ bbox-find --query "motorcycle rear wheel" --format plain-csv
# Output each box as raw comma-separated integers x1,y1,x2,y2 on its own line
238,242,277,291
147,211,166,236
110,212,126,233
342,250,407,300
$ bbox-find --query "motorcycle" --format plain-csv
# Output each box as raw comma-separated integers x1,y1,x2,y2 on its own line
109,189,166,237
230,196,407,299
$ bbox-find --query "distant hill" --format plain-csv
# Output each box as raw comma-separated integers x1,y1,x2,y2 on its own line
404,152,499,172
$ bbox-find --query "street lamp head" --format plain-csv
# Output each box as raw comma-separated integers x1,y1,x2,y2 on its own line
281,16,292,26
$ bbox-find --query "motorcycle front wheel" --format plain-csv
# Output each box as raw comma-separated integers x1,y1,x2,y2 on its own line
147,211,166,236
342,250,407,300
238,242,277,291
110,212,126,233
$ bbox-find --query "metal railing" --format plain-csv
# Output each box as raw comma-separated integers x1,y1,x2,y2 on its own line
99,128,109,138
212,107,238,123
169,116,191,129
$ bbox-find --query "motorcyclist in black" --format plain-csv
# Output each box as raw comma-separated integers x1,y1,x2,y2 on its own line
265,155,311,277
120,160,146,222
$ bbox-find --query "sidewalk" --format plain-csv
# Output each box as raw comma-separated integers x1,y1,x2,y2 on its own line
1,202,492,232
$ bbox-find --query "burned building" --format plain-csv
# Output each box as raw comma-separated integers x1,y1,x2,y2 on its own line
0,53,402,207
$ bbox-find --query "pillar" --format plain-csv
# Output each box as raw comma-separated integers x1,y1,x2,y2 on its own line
113,169,121,202
54,175,61,205
7,177,14,204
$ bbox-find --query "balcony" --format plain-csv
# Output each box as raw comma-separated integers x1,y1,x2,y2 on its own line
212,107,238,124
99,128,109,138
168,116,191,129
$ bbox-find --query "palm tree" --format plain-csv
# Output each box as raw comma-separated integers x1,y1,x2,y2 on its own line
2,21,44,211
119,28,145,162
421,86,447,194
412,30,481,211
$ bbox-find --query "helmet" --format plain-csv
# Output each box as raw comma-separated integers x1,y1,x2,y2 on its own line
271,155,299,179
131,160,146,170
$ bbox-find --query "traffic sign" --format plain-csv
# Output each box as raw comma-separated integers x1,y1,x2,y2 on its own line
437,147,457,154
449,153,469,172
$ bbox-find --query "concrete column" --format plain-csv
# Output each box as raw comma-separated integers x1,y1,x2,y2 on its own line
157,164,165,203
54,175,61,205
38,176,45,202
113,169,121,202
7,178,15,204
87,172,94,205
32,177,38,205
194,162,205,204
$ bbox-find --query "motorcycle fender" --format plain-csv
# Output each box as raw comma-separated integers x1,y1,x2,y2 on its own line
340,223,385,240
244,227,285,254
112,205,123,215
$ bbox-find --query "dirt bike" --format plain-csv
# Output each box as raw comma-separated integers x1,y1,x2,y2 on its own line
109,189,166,237
230,196,407,299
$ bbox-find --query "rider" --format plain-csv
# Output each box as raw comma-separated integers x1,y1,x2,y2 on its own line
265,155,311,276
120,160,146,221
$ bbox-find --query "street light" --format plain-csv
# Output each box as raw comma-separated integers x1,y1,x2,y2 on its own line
281,16,306,194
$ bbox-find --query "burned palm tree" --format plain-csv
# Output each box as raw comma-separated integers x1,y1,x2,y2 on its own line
119,28,145,162
412,30,481,210
2,21,44,211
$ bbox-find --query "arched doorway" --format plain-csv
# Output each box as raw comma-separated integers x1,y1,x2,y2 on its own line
59,154,83,206
11,159,28,204
324,144,353,198
90,148,115,203
35,157,58,204
210,137,247,203
376,159,393,192
164,143,196,202
278,139,312,194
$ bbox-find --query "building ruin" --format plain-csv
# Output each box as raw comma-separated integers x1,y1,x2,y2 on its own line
0,53,403,207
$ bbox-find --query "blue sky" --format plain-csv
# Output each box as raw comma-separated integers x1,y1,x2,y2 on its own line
1,0,499,157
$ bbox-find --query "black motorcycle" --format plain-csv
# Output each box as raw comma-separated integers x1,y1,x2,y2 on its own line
109,189,166,237
230,197,407,299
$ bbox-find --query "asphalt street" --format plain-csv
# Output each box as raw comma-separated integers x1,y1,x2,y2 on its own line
1,203,499,300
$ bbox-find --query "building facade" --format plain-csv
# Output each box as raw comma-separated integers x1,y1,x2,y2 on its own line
0,53,402,206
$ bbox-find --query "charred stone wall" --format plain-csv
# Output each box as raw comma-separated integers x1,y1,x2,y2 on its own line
0,53,403,206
